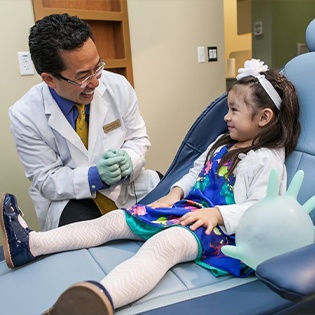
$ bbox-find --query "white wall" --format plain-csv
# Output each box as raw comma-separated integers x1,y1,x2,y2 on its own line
0,0,225,234
128,0,226,173
0,0,42,233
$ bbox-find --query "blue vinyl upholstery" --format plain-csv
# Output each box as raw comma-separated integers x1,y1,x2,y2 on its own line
1,19,315,315
283,51,315,223
255,19,315,305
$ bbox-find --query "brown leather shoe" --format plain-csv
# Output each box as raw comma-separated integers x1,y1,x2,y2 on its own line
42,281,114,315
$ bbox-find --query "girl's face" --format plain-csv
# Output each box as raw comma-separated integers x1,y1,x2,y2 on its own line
225,85,267,147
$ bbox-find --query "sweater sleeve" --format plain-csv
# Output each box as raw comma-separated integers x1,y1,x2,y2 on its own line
217,148,286,235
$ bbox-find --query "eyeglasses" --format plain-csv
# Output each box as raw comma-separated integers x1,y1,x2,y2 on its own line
53,60,105,89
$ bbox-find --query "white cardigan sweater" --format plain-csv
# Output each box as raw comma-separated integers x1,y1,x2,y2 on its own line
173,139,286,235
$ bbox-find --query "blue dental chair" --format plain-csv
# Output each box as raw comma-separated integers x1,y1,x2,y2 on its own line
1,19,315,315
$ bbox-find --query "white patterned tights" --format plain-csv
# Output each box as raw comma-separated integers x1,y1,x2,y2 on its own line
28,210,199,308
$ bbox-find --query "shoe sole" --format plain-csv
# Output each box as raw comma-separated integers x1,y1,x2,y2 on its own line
42,282,114,315
0,192,15,268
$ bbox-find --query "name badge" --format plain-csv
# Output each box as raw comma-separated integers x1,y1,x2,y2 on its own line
103,119,121,133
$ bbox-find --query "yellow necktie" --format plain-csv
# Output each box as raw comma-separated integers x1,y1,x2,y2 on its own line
74,103,117,215
74,103,88,148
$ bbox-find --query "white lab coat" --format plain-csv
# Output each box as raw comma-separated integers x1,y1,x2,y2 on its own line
173,137,286,235
9,70,159,230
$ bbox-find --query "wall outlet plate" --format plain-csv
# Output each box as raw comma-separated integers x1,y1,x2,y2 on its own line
17,51,35,76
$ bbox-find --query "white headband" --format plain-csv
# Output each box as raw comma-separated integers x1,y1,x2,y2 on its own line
236,59,282,110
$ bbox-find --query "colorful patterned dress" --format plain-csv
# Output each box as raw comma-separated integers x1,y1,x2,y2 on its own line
123,146,253,277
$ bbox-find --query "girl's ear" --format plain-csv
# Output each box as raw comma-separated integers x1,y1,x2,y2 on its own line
258,108,274,126
41,72,56,88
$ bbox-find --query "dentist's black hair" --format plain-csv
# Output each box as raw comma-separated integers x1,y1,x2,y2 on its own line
29,13,94,75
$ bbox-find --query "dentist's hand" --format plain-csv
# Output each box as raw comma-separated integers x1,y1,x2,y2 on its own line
97,149,125,186
116,150,133,178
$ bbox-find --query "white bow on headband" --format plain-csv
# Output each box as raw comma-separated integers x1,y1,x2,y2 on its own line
236,59,282,110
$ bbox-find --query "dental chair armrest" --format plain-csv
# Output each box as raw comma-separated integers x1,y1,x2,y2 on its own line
255,243,315,303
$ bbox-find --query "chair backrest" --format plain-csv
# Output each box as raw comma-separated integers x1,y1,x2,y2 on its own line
282,18,315,223
140,93,228,204
141,18,315,225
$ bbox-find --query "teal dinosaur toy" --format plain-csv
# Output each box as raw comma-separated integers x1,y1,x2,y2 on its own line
221,169,315,270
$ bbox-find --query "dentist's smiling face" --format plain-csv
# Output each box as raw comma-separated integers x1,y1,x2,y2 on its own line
46,37,102,105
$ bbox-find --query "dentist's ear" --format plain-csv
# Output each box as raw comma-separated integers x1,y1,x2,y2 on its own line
41,72,57,89
258,108,274,126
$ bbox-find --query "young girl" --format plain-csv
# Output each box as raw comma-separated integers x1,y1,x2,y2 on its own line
1,59,300,315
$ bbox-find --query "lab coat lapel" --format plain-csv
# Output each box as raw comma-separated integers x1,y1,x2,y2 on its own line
44,93,88,155
88,82,108,157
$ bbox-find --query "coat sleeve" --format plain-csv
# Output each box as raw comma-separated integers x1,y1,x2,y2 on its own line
8,87,92,201
217,148,286,235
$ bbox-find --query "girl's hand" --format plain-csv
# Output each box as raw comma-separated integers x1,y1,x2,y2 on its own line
179,207,223,235
149,186,184,208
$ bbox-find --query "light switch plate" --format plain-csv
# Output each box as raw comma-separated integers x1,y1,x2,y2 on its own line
197,46,206,63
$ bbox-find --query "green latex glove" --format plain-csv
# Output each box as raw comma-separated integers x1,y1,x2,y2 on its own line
116,150,133,178
96,149,125,186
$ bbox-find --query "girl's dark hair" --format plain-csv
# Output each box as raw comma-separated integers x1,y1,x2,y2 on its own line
206,69,300,174
29,13,94,75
